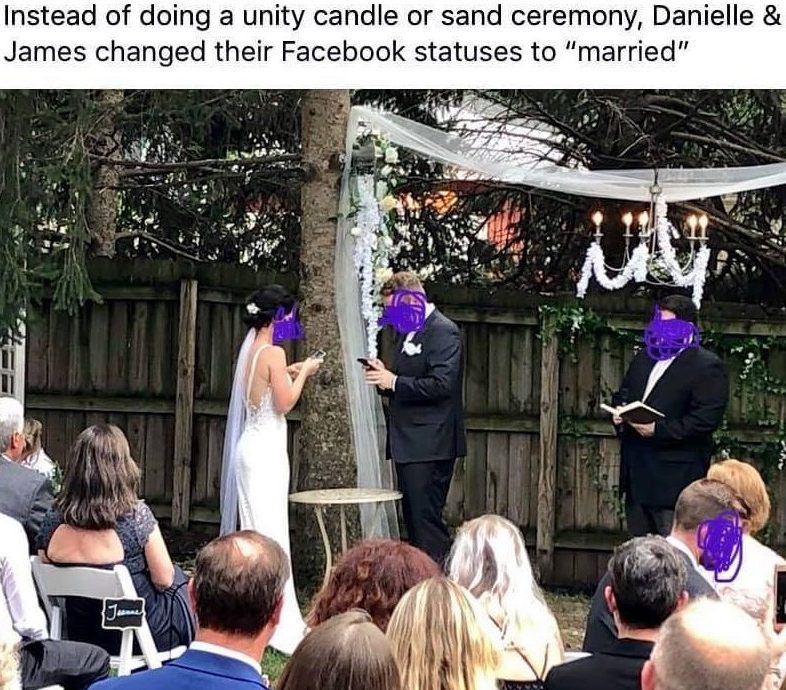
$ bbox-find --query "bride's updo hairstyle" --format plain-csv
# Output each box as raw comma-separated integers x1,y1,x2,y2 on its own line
242,285,297,330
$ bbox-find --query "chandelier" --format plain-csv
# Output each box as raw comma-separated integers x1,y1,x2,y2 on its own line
576,176,712,308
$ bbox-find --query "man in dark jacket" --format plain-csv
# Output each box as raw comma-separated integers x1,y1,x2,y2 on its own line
0,396,54,551
365,271,466,565
583,478,739,653
548,536,687,690
613,295,729,537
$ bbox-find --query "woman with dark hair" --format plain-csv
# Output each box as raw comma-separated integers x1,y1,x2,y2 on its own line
36,425,195,654
219,284,322,654
279,611,401,690
307,539,440,631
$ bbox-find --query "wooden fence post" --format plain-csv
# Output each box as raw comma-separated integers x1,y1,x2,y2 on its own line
171,279,198,529
537,314,559,582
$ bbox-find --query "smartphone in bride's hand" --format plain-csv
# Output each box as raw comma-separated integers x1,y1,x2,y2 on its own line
310,349,326,361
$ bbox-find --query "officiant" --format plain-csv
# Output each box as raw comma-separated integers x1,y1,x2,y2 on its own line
613,295,729,537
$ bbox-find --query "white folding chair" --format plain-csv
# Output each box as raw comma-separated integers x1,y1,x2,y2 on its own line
31,556,186,676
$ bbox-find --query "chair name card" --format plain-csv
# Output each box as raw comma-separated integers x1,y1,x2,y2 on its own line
101,597,146,630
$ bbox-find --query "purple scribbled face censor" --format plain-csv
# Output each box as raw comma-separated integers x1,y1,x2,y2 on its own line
697,510,743,583
378,289,427,335
272,305,304,344
643,306,701,361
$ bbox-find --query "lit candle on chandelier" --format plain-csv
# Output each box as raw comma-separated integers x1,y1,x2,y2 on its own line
592,211,604,240
638,210,650,237
686,214,698,239
698,214,709,240
622,211,633,236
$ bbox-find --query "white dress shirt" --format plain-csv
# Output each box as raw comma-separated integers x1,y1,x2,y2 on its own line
392,302,435,392
0,513,49,645
189,641,262,675
643,356,676,402
666,535,698,569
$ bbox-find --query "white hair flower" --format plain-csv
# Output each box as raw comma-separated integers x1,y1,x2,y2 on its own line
246,303,260,315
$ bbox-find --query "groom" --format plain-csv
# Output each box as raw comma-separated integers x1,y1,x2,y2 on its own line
365,271,466,565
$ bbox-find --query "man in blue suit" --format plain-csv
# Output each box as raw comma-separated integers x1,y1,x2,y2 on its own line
92,530,287,690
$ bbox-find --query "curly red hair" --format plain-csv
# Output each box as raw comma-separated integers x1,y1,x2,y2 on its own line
306,539,440,631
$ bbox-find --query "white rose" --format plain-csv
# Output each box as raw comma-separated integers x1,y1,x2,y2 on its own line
376,267,394,284
384,147,399,164
380,195,399,213
380,165,393,178
376,180,388,200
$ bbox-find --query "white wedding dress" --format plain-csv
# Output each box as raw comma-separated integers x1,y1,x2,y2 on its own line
234,344,305,655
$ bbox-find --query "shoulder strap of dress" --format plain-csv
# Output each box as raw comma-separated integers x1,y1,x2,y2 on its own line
488,612,546,681
246,344,271,402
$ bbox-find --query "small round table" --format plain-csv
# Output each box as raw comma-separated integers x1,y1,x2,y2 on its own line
289,487,402,588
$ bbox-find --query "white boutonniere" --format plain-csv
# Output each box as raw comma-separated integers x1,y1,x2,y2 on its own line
403,341,422,356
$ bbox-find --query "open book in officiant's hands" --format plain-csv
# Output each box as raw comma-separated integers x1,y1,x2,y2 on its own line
601,401,665,425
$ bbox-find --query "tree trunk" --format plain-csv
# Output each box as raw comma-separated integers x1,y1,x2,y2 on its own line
295,90,355,584
87,90,124,257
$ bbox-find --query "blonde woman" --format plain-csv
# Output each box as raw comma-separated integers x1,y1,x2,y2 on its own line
448,515,564,690
387,577,499,690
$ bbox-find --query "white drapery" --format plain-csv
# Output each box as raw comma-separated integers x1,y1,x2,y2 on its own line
337,102,786,539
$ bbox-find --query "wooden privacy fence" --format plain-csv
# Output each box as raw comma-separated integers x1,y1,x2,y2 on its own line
24,259,786,586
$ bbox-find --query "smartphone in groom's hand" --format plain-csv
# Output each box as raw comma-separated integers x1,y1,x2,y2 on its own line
357,357,371,368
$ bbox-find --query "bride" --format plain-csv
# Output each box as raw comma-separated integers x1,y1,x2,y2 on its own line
220,284,322,654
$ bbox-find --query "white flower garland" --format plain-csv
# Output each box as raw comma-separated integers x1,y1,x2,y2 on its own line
353,176,386,358
349,137,404,357
653,198,710,307
577,199,709,308
576,241,650,298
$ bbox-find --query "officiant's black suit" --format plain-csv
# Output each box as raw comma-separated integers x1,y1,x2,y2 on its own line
615,346,729,536
384,308,466,564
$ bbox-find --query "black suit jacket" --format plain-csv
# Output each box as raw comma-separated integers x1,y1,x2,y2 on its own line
615,346,729,508
0,456,54,553
384,308,467,463
547,638,653,690
582,545,717,654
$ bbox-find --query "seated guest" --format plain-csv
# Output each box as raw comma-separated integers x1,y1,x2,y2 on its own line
387,578,500,690
279,611,401,690
0,511,110,690
583,478,740,653
546,536,686,690
36,425,195,654
641,598,771,690
701,459,785,618
92,531,287,690
307,539,440,631
448,515,564,689
20,418,56,481
0,397,53,551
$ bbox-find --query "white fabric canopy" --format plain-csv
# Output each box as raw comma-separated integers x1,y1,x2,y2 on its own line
336,102,786,540
350,105,786,202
